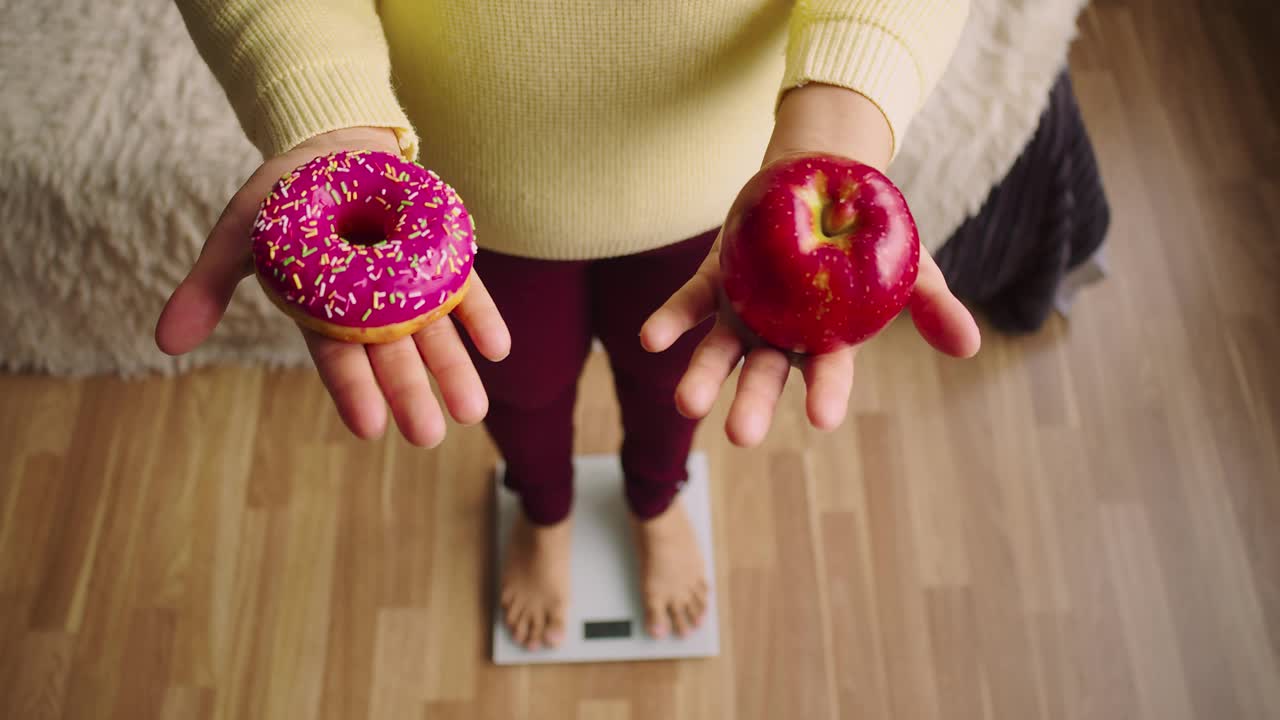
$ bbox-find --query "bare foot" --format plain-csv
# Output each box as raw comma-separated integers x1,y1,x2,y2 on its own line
632,498,710,638
500,512,572,650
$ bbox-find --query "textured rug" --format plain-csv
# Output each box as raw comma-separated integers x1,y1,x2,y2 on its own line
0,0,1088,375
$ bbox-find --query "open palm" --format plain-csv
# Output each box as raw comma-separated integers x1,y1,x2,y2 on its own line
640,232,981,447
155,127,509,446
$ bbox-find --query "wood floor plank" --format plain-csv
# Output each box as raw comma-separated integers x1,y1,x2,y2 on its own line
27,378,171,634
0,631,74,720
577,698,630,720
1,454,68,605
367,608,431,720
726,568,773,720
110,608,176,720
942,372,1046,720
860,413,942,720
892,342,972,589
159,686,215,720
761,450,833,720
925,587,986,720
1035,427,1144,720
820,510,891,719
422,430,493,703
719,433,778,571
1099,504,1196,720
317,445,384,720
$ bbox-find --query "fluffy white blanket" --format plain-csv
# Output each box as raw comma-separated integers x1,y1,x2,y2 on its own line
0,0,1087,375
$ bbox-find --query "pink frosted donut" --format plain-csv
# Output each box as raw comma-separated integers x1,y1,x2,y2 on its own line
251,150,476,344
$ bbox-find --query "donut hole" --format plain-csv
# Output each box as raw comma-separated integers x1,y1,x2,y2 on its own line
336,208,395,246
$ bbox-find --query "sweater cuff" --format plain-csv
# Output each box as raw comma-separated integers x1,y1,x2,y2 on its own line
780,20,923,159
240,60,419,161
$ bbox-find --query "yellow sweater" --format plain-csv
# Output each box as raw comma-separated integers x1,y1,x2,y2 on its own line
175,1,968,260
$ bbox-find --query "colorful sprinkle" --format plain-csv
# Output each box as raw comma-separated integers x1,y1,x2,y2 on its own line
250,150,474,332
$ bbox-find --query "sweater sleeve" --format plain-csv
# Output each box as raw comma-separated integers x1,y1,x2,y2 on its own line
173,0,418,160
782,0,970,157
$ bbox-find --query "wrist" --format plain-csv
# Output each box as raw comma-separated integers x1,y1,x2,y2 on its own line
294,126,402,157
764,84,894,171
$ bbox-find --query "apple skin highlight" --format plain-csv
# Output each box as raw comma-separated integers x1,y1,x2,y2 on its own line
720,153,920,355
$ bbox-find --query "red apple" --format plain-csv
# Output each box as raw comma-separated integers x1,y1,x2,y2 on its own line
719,153,920,354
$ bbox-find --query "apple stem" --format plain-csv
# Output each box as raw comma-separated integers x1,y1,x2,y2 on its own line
821,200,857,237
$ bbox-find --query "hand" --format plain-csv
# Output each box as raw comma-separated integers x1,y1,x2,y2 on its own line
640,85,980,447
155,127,510,446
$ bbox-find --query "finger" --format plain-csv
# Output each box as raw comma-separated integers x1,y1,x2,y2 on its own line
453,272,511,362
725,348,791,448
641,263,720,353
303,329,387,440
800,346,856,431
155,192,261,355
674,321,743,419
368,336,446,447
414,318,489,425
910,251,981,358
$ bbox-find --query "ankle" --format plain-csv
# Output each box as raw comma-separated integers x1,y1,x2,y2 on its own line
632,498,686,532
624,482,682,521
518,510,573,536
518,492,573,528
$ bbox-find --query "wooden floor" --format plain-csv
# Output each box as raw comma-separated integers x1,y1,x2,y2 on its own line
3,1,1279,718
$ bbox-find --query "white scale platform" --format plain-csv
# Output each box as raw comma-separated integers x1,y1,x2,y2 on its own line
492,453,719,665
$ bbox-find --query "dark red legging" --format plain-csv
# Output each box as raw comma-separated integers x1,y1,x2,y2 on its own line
459,230,718,526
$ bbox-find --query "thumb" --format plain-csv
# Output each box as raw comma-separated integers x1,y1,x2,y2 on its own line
640,240,723,354
156,129,405,356
155,192,260,355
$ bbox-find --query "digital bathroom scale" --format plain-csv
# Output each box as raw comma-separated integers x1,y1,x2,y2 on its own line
492,453,720,665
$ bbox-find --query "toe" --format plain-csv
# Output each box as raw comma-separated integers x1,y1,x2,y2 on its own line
545,606,566,648
689,592,707,624
526,609,545,651
686,594,706,627
670,601,690,637
645,598,669,639
500,587,515,610
503,599,523,631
